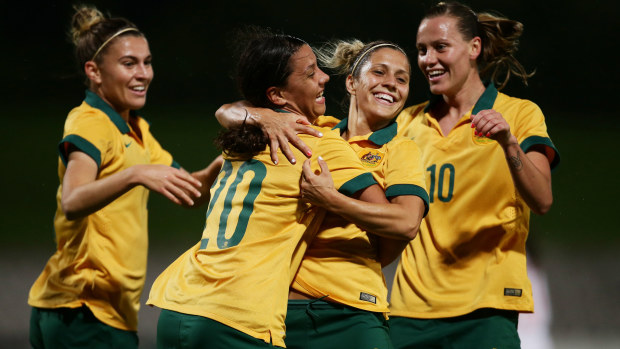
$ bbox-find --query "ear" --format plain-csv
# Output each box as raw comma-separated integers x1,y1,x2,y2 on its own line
266,86,287,107
345,75,356,95
84,61,102,85
469,36,482,60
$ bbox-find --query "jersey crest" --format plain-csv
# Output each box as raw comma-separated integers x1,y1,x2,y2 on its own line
358,149,384,168
472,130,495,145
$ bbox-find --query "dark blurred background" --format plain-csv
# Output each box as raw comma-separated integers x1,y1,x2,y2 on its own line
1,0,618,348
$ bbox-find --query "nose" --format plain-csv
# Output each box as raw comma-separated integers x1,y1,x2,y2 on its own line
419,49,437,68
383,74,397,90
135,63,152,80
318,68,330,85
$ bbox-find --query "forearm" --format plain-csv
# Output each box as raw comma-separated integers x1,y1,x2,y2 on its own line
502,140,553,215
317,189,421,240
62,167,139,220
377,237,410,267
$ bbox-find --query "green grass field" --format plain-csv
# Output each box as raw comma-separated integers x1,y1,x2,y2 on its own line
2,103,616,250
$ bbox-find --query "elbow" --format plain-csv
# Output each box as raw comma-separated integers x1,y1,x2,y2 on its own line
401,220,420,240
61,198,83,221
62,206,79,221
215,104,231,128
531,196,553,216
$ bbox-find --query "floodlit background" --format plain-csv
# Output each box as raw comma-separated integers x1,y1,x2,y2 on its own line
1,0,618,347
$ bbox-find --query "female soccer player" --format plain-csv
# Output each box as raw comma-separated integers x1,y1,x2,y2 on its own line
285,40,428,349
27,5,216,349
215,39,429,349
228,4,560,348
388,2,560,348
146,30,383,348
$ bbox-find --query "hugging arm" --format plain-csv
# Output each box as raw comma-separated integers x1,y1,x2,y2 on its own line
215,100,322,164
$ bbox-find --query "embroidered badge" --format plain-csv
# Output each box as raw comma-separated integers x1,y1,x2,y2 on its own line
472,130,495,145
504,288,522,297
358,149,384,168
360,292,377,304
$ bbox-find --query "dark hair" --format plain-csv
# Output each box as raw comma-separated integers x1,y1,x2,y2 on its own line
70,5,143,83
425,1,533,89
235,27,307,109
215,27,307,158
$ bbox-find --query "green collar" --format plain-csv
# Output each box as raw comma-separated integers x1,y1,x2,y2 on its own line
332,117,398,146
424,82,498,114
84,90,137,134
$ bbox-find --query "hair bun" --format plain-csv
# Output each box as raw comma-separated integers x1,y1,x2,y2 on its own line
70,5,105,45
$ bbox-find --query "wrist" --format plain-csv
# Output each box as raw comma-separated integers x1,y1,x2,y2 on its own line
126,165,143,188
499,134,519,149
244,108,261,126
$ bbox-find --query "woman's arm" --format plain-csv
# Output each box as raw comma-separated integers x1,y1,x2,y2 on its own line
188,155,224,207
471,110,553,215
301,157,425,241
215,100,322,164
61,149,203,220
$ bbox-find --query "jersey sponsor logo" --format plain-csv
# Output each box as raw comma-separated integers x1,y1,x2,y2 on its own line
359,292,377,304
504,288,522,297
358,149,384,168
472,130,494,145
125,141,132,148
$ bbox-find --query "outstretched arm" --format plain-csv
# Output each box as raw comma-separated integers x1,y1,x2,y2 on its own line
471,110,553,215
61,149,203,220
215,100,322,164
187,155,224,207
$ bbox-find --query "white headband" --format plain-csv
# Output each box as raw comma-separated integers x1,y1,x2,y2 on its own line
91,27,140,61
350,43,405,75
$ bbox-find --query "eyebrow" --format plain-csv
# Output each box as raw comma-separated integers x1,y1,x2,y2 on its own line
303,63,316,74
371,63,409,74
118,54,152,61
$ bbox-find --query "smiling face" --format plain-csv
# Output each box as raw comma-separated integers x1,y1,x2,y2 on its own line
279,44,330,122
416,15,481,97
348,47,410,126
88,35,153,118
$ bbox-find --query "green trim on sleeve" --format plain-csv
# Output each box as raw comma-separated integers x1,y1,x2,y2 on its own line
58,134,101,168
338,172,377,197
385,184,430,217
171,160,181,169
520,135,560,170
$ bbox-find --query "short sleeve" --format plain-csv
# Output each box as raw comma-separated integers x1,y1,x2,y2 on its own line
514,101,560,170
384,138,430,216
58,111,115,168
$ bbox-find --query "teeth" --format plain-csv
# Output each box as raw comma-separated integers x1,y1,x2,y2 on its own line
428,70,444,77
375,93,394,103
131,86,145,91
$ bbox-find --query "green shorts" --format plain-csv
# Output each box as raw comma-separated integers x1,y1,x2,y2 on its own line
285,299,393,349
157,309,275,348
389,308,520,349
29,306,138,349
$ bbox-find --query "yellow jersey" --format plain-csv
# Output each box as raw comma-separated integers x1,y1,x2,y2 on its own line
389,83,560,318
292,116,428,313
28,90,176,331
147,127,377,347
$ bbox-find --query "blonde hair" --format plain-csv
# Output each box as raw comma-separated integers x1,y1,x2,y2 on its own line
317,39,406,78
